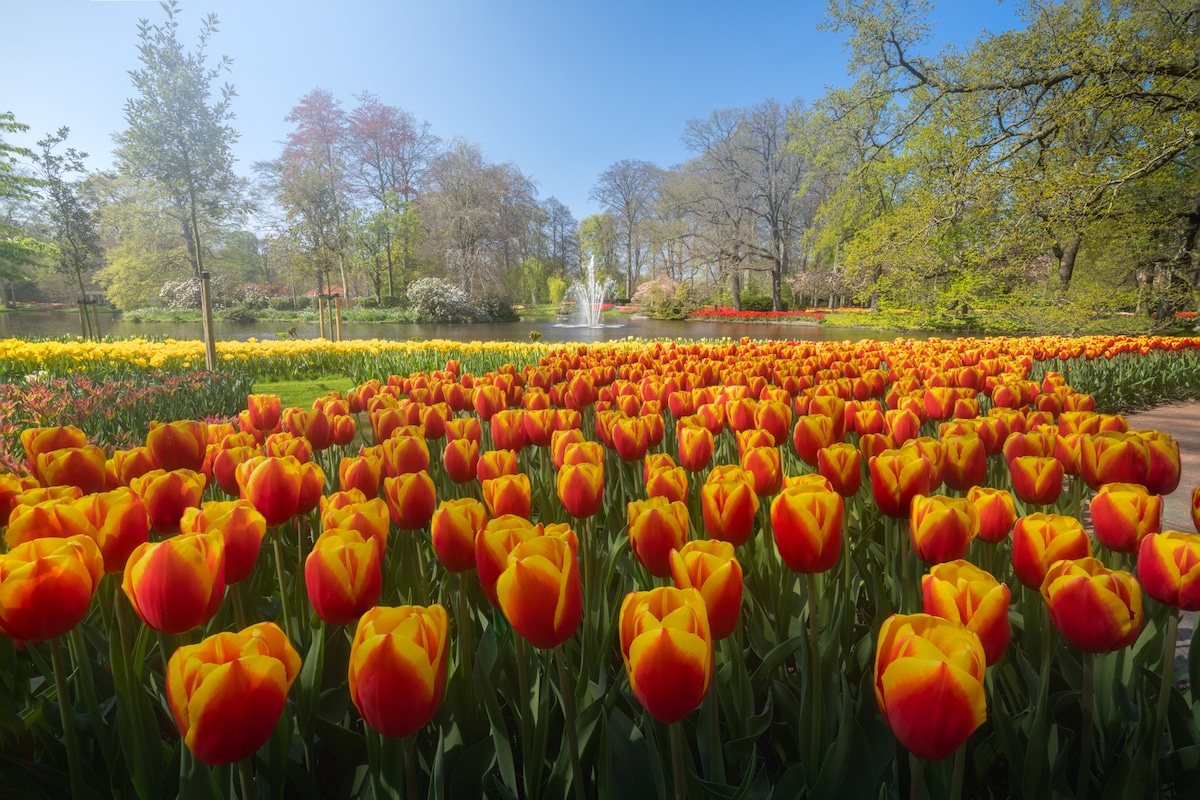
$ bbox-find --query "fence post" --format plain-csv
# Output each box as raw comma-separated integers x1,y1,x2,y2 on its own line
90,301,102,340
199,272,218,371
334,296,343,341
77,301,89,338
318,295,327,339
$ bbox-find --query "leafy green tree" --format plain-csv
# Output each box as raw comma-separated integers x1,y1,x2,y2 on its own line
32,129,104,307
115,0,245,286
0,112,47,295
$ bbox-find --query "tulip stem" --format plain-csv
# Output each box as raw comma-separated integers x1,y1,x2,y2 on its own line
806,572,822,769
909,753,926,800
950,743,966,800
555,647,587,800
457,573,475,713
515,636,534,798
68,625,115,767
238,757,257,800
1153,609,1179,763
231,581,248,629
403,735,419,800
669,720,687,800
272,531,294,643
1076,651,1094,800
50,637,85,800
899,519,912,613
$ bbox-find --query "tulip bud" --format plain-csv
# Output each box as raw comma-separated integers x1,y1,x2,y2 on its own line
619,587,712,723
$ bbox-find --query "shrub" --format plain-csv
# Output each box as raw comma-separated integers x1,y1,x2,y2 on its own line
379,295,404,309
238,286,269,310
268,296,310,312
216,304,258,323
406,278,471,322
159,275,237,310
478,295,519,322
547,277,567,306
358,297,380,309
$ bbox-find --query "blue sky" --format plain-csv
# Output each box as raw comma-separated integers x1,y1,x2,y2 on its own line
4,0,1022,222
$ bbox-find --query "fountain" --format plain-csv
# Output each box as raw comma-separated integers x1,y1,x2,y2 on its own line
566,256,616,328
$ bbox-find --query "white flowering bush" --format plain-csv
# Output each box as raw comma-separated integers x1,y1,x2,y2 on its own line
158,275,237,310
406,277,471,322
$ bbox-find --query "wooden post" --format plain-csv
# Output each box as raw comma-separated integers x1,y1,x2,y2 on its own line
89,301,102,339
199,272,218,371
334,296,343,341
77,301,89,338
318,295,327,339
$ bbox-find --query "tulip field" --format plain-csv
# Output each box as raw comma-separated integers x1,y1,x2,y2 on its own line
3,333,1200,799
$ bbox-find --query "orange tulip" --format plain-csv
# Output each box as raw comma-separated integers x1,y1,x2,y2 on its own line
909,495,978,565
1079,432,1150,490
1041,558,1143,653
1090,483,1161,554
646,465,687,504
497,535,583,649
264,432,312,463
146,420,208,472
1009,455,1064,507
122,532,226,635
431,497,488,573
349,604,450,739
482,473,532,519
1011,513,1092,589
35,445,107,495
305,530,383,625
869,450,933,519
611,415,651,462
754,400,792,446
74,487,151,573
792,414,837,467
21,426,88,475
212,445,261,497
899,437,945,491
884,408,921,446
1141,433,1181,496
741,446,783,497
0,534,104,641
380,435,430,478
643,453,677,483
619,586,712,723
817,443,862,497
476,449,518,483
874,613,987,761
181,500,267,585
6,500,98,550
130,468,207,534
246,394,282,432
166,622,299,765
491,409,528,452
557,462,604,519
967,487,1016,544
940,435,986,492
669,539,742,641
283,407,333,451
735,428,775,457
700,480,759,546
236,456,323,528
446,416,483,445
1137,531,1200,610
859,432,895,462
339,454,383,498
475,515,541,606
677,425,714,473
109,447,156,488
628,496,690,578
922,560,1011,665
383,471,437,531
770,485,843,574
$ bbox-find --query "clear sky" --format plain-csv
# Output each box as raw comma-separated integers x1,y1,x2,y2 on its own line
3,0,1022,223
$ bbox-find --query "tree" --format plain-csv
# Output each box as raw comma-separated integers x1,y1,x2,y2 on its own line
590,159,662,299
0,112,47,301
32,129,104,312
116,1,244,283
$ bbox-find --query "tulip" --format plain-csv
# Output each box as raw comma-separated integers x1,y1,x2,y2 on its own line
726,397,758,433
646,466,688,504
431,497,488,573
884,408,921,446
735,428,775,457
700,480,759,546
922,561,1011,665
264,432,312,463
557,462,605,519
166,622,300,765
442,438,481,489
6,500,98,550
497,535,583,649
212,445,261,497
1054,433,1086,477
859,432,895,462
1009,455,1064,507
754,401,792,445
792,414,837,467
669,540,742,641
146,420,208,473
1141,434,1181,496
122,532,226,635
873,613,987,761
677,425,714,473
283,407,333,451
940,435,986,493
475,515,540,606
967,487,1017,544
909,495,978,565
72,488,151,573
236,456,309,528
0,534,104,641
817,443,862,497
1137,531,1200,610
383,471,437,531
628,497,690,578
1090,483,1161,554
491,409,528,452
445,416,483,444
380,435,431,478
619,586,712,723
36,445,107,495
130,468,207,534
869,450,933,519
695,403,726,436
21,426,88,474
1041,558,1143,653
855,407,887,437
1011,513,1092,590
349,604,449,738
611,416,651,462
899,437,945,491
477,449,519,483
305,530,383,626
181,500,267,585
321,498,391,556
482,472,532,519
1079,432,1150,490
339,454,383,498
1001,431,1056,467
771,485,843,574
807,395,848,441
741,446,783,497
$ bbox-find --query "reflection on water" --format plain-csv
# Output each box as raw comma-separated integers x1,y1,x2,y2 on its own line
0,310,933,345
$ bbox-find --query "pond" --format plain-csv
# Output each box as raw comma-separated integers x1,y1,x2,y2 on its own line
0,310,935,344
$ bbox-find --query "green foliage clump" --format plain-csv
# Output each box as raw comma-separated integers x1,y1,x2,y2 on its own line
547,276,568,306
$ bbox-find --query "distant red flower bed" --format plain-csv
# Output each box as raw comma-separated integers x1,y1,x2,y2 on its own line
689,306,826,321
1178,311,1197,319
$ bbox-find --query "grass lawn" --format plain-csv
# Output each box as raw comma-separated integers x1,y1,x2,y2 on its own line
252,375,354,408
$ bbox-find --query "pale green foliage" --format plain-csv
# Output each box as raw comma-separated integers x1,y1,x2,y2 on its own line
546,276,567,306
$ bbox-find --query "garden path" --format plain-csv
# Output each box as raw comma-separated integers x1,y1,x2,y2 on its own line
1124,400,1199,681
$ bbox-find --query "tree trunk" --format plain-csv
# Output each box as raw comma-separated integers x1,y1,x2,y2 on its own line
730,268,742,312
870,264,883,312
1055,233,1083,290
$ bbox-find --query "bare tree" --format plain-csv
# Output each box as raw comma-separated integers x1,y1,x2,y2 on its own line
589,159,662,299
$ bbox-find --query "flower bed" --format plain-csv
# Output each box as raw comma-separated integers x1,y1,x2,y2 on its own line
689,306,826,321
